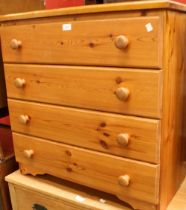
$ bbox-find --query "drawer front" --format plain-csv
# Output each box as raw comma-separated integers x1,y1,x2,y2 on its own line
8,99,160,163
12,187,129,210
12,187,81,210
1,17,162,68
5,64,162,118
13,133,159,204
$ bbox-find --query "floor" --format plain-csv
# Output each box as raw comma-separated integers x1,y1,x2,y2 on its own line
167,176,186,210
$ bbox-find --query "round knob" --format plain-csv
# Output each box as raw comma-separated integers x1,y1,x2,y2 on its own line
118,175,130,187
19,115,30,125
117,133,130,146
115,35,129,49
115,87,130,101
14,78,26,88
23,150,34,159
10,39,22,49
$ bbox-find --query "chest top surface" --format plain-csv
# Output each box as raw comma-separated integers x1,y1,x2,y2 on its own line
0,0,185,23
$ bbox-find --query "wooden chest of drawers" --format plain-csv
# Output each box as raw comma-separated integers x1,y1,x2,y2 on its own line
0,1,186,210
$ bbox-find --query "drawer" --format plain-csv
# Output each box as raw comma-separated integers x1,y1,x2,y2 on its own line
13,133,159,204
5,64,162,118
1,17,162,68
6,171,131,210
8,99,160,163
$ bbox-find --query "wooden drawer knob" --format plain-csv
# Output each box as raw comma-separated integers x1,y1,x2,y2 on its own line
14,78,26,88
19,115,30,124
23,150,34,159
115,35,129,49
115,87,130,101
10,39,22,49
118,175,130,187
117,133,130,146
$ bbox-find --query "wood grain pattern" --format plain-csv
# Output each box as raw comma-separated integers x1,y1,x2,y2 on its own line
7,170,186,210
13,132,159,204
8,99,160,163
1,17,162,68
0,11,164,29
1,4,186,210
6,170,132,210
159,11,186,210
4,64,162,118
0,0,185,22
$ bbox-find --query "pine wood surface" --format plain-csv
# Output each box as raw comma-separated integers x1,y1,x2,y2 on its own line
5,171,186,210
8,99,160,163
13,132,159,205
4,64,162,118
159,10,186,210
1,16,162,68
0,0,185,22
0,2,185,210
6,170,132,210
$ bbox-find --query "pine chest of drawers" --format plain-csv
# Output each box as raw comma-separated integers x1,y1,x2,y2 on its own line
0,1,186,209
